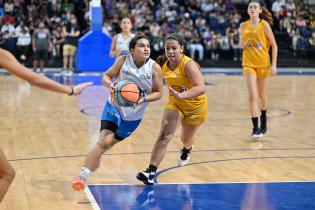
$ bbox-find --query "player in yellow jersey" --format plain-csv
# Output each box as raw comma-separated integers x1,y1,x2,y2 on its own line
0,48,92,203
137,33,208,185
240,1,278,139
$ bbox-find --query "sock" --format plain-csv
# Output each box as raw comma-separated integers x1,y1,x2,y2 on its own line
148,164,157,173
251,117,259,130
261,110,267,127
261,109,267,119
79,167,91,180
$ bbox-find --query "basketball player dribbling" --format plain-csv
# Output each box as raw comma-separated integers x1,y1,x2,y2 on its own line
72,35,163,191
240,0,278,139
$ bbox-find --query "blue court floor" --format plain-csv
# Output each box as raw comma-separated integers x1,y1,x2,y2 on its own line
86,182,315,210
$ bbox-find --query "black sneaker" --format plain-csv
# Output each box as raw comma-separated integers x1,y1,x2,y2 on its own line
260,116,267,134
251,128,263,139
136,169,155,185
177,146,192,166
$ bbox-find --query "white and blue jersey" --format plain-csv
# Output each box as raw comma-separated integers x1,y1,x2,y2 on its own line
101,54,155,139
116,33,135,57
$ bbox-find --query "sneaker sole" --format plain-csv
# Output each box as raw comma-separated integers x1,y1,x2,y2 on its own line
251,134,263,140
136,173,154,185
177,157,190,167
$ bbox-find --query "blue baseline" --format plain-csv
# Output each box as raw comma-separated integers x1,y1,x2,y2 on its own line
88,182,315,210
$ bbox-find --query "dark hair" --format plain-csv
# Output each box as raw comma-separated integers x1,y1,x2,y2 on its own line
165,33,185,47
156,54,167,67
128,35,150,51
156,33,186,66
249,0,273,25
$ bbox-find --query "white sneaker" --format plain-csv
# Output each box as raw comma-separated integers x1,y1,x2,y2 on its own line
177,146,192,166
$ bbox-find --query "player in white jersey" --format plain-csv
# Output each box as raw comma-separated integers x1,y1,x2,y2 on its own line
72,35,163,191
109,17,135,58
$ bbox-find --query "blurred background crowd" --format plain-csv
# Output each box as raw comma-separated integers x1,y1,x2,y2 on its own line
0,0,314,69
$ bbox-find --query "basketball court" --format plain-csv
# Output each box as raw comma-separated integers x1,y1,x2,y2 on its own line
0,68,314,209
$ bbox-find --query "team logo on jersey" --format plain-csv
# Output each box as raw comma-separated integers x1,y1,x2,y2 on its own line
172,85,188,93
246,39,262,49
121,68,150,80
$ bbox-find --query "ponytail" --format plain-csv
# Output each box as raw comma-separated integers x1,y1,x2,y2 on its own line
260,6,273,25
156,54,167,67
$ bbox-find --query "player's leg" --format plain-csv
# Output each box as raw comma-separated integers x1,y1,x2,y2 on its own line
177,121,201,166
245,70,262,138
257,72,269,134
0,149,15,203
137,109,179,185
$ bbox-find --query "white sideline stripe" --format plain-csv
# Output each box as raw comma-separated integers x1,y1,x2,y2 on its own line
84,186,101,210
87,180,315,186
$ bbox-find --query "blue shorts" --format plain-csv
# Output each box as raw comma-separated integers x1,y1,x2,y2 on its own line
100,102,141,140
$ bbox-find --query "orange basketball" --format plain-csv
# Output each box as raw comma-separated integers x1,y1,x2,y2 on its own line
113,80,141,107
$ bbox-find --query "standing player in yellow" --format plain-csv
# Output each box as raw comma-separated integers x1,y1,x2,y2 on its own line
240,1,278,139
137,33,208,185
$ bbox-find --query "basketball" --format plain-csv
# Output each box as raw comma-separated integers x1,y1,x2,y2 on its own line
112,80,141,107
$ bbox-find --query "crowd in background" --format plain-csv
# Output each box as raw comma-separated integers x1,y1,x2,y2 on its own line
270,0,315,58
0,0,314,70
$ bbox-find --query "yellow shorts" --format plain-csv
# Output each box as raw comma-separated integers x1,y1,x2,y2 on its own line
243,66,270,79
165,101,208,125
63,44,77,56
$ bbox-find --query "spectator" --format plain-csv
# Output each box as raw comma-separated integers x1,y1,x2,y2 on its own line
62,16,80,74
1,19,16,54
189,32,204,61
4,0,14,16
32,21,51,73
271,0,285,19
52,24,65,59
230,31,241,61
16,25,31,64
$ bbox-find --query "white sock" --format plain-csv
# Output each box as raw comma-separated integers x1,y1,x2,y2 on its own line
79,167,91,180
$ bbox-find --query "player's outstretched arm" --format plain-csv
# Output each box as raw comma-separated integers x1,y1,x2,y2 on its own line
0,48,92,95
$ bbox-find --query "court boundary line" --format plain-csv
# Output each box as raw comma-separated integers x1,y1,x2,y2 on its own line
87,180,315,186
80,106,292,119
154,155,315,183
8,147,315,161
84,186,101,210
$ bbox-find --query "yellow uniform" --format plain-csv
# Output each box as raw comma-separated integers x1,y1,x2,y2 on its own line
162,55,208,125
241,20,270,78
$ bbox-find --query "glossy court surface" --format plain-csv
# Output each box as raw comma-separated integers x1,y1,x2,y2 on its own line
0,68,314,209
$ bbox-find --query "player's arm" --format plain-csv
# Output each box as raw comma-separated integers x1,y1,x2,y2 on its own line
239,23,247,49
169,61,206,99
0,48,92,95
264,23,278,75
139,63,163,103
102,55,126,89
109,35,118,58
